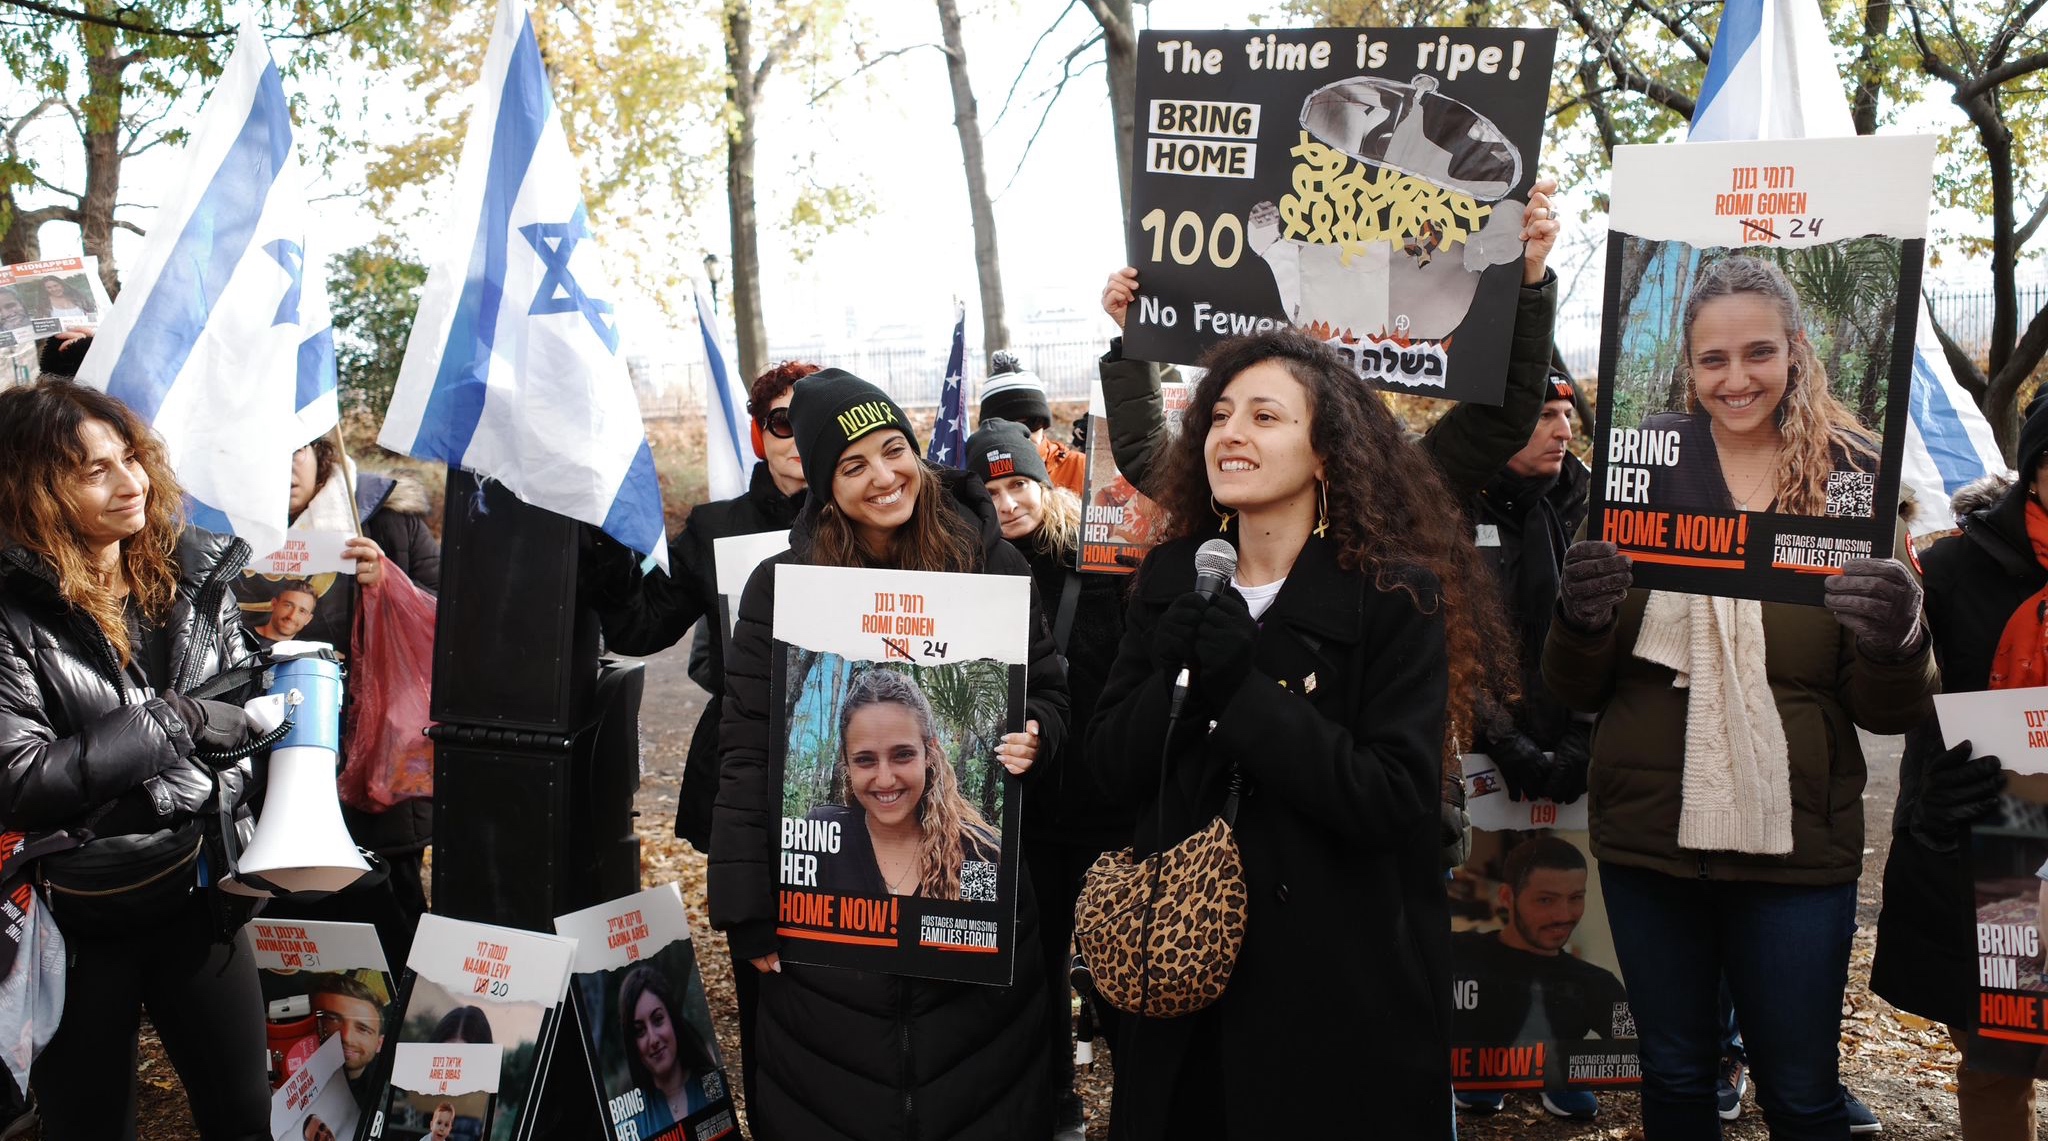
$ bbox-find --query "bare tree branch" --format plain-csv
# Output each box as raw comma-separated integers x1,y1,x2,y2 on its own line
808,42,945,106
992,0,1079,131
1560,0,1697,119
998,37,1103,196
1962,50,2048,99
2018,192,2048,250
754,18,810,93
4,95,61,153
1082,0,1134,54
1638,1,1714,65
1926,308,1988,400
0,0,376,42
114,217,143,236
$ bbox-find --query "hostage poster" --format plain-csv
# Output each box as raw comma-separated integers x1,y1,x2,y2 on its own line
1589,135,1936,605
1077,380,1189,574
1971,827,2048,1051
1121,27,1557,404
771,564,1029,984
1450,758,1638,1094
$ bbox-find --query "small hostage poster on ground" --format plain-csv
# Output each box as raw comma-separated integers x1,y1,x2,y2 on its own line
1448,783,1639,1095
770,564,1029,985
555,884,739,1141
1589,135,1936,605
1121,27,1556,404
1971,827,2048,1046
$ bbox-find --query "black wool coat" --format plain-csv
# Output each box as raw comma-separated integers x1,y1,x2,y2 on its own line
708,472,1070,1141
1874,479,2042,1027
597,461,805,849
1086,534,1452,1141
1016,539,1134,852
0,528,259,843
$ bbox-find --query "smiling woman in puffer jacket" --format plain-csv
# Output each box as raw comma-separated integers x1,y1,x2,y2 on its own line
0,380,270,1140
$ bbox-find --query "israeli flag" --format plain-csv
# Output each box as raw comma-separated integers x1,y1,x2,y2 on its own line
701,285,754,502
75,18,336,556
378,0,668,569
1689,0,2007,533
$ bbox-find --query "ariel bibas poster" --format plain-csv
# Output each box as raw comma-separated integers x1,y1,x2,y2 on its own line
1122,27,1557,405
1589,135,1937,605
770,564,1028,985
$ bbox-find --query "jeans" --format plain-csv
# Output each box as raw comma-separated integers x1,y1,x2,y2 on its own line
1599,862,1856,1141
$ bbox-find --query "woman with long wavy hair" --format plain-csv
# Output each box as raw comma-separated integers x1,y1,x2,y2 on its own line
0,380,269,1139
807,667,999,900
709,368,1069,1140
1642,254,1879,517
1087,327,1507,1140
616,962,723,1135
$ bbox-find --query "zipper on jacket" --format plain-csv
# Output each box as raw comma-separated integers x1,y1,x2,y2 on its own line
172,537,250,692
1697,853,1711,880
898,977,918,1140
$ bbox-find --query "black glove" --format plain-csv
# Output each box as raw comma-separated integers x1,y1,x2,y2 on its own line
1490,731,1558,803
1150,593,1209,675
1558,541,1632,634
581,527,648,609
1189,589,1258,707
1548,722,1592,805
1823,557,1925,659
1906,739,2005,852
159,692,254,758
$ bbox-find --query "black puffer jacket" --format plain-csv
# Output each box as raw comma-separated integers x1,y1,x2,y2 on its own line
1015,541,1132,850
710,473,1069,1141
1874,476,2042,1026
0,528,259,844
595,461,804,850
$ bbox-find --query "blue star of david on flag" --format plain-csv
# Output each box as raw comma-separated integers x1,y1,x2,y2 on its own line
522,204,619,353
266,240,304,326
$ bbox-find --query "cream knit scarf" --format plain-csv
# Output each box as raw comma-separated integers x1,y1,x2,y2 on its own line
1631,591,1793,855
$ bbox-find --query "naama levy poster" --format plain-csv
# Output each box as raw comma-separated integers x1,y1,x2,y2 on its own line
770,564,1028,985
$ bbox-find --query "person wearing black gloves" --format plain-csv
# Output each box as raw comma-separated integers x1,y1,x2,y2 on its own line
582,359,816,1114
1087,329,1508,1140
710,368,1069,1140
0,380,269,1139
1468,369,1593,809
1545,522,1937,1137
1870,395,2048,1138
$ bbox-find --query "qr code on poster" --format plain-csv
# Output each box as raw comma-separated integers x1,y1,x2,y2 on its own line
1611,1002,1638,1039
1826,471,1875,518
961,860,998,901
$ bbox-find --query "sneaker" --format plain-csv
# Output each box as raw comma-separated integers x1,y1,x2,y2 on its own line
1541,1090,1599,1120
1453,1090,1505,1115
1844,1087,1881,1135
1717,1054,1748,1121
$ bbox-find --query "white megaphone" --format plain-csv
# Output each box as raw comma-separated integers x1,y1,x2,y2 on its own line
228,650,370,897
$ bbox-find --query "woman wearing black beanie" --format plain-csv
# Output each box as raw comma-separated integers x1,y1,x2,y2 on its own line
710,368,1071,1140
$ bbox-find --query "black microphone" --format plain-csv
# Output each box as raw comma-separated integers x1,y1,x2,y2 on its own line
1169,539,1238,721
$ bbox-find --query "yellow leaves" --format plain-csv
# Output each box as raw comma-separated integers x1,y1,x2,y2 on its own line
1277,131,1491,262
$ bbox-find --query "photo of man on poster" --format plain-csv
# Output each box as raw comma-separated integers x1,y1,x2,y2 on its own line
1452,836,1631,1048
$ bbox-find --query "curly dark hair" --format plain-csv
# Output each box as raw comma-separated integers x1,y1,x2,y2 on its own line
1151,329,1513,752
617,962,718,1093
748,361,821,420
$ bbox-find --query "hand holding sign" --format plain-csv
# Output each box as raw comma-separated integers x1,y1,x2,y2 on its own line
344,536,383,586
998,720,1041,776
1821,557,1924,658
1559,541,1633,634
1519,176,1560,284
1905,739,2005,852
1104,267,1141,331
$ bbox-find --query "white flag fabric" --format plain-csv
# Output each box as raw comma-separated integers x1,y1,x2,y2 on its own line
74,18,336,556
378,0,668,568
701,285,755,502
1688,0,2009,533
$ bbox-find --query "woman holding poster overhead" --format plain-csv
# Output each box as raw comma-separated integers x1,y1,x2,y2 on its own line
1544,524,1936,1133
1086,328,1507,1140
1872,395,2048,1138
710,368,1069,1141
1640,255,1879,517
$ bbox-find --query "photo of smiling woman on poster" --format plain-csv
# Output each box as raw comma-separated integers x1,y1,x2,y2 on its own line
616,963,723,1137
804,665,1002,901
1638,254,1881,517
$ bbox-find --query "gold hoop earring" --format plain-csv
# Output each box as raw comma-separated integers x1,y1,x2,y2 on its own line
1314,480,1329,539
1211,495,1234,533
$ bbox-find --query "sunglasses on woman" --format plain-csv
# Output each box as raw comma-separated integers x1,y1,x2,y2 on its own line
760,407,794,439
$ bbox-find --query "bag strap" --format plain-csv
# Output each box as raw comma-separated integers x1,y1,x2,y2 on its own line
185,664,267,701
1052,571,1083,657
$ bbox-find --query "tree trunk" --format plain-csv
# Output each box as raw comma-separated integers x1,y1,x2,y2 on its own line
935,0,1008,361
0,196,55,265
79,27,129,298
1090,0,1137,225
724,1,771,385
1850,0,1890,137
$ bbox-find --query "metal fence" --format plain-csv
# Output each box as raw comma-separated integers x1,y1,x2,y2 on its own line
633,336,1110,421
638,283,2048,417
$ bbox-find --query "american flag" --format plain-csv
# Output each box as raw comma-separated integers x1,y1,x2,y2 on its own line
927,302,968,466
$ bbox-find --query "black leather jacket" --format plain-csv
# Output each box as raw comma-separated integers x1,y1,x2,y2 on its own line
0,528,260,839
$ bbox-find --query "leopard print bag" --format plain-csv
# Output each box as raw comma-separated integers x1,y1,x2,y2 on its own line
1074,776,1248,1018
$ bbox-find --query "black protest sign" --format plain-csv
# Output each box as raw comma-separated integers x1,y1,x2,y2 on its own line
1122,28,1556,405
